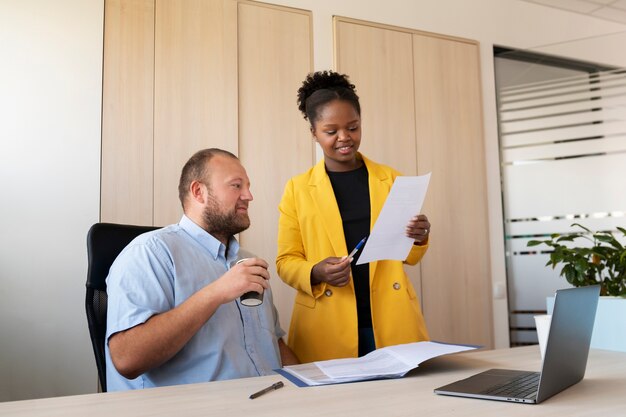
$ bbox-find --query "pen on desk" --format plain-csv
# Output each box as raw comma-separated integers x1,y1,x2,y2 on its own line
249,381,284,399
347,237,367,261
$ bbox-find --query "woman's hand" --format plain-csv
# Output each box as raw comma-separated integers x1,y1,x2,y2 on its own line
406,214,430,245
310,256,352,287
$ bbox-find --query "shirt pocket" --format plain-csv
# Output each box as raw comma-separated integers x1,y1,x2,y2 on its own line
245,304,277,333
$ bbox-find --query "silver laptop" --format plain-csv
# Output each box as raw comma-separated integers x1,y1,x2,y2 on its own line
434,285,600,404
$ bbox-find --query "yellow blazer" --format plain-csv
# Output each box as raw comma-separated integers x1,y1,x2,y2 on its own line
276,154,430,363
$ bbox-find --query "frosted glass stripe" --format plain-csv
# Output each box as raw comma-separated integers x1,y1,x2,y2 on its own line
501,107,626,134
501,74,590,93
509,314,539,329
501,136,626,162
500,95,626,121
508,233,626,252
502,153,626,219
506,254,570,311
500,79,626,105
500,68,625,94
500,74,626,101
500,86,626,111
506,216,626,235
501,120,626,147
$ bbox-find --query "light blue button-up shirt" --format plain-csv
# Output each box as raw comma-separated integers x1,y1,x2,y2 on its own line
105,215,285,391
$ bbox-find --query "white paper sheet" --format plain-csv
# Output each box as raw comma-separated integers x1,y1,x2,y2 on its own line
280,341,477,386
356,173,431,265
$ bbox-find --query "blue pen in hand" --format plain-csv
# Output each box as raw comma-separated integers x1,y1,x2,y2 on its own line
347,237,367,261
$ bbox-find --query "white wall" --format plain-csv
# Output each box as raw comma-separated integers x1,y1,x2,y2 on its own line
0,0,103,401
1,0,625,402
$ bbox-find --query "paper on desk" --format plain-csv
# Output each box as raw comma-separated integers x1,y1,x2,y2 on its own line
279,341,477,387
356,173,431,265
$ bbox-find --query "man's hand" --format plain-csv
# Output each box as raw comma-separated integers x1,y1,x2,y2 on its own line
213,257,270,304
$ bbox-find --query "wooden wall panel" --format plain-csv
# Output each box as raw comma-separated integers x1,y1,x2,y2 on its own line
412,34,493,347
237,2,313,332
101,0,154,225
334,20,424,311
153,0,238,225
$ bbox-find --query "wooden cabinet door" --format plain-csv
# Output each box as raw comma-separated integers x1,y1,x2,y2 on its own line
412,33,492,347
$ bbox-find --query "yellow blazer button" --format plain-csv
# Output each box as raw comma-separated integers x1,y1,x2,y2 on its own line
324,289,333,297
393,282,401,290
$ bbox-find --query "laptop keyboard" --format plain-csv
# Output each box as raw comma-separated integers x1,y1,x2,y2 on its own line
481,372,540,399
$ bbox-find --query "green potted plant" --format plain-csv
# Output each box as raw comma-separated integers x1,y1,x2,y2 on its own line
527,223,626,352
527,223,626,296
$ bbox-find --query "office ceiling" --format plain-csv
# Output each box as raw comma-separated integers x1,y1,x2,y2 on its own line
521,0,626,24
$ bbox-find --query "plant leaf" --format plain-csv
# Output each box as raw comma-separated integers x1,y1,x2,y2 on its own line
571,223,591,232
596,235,613,243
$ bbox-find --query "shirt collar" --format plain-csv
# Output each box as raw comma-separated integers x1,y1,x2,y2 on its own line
179,215,240,262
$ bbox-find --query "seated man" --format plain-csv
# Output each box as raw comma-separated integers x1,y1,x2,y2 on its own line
105,148,298,391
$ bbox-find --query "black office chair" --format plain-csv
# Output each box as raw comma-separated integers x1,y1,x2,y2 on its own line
85,222,159,392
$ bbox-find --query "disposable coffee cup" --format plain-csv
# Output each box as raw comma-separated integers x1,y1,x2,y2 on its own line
235,258,263,307
534,314,552,360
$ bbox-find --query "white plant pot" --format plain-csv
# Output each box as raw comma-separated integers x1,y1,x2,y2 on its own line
547,295,626,352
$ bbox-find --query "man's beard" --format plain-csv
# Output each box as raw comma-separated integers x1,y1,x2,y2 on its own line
202,194,250,238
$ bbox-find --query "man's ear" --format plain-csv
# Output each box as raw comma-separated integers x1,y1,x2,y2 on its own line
189,180,206,204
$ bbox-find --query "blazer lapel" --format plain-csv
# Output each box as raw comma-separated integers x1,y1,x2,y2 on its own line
308,160,348,256
363,155,392,281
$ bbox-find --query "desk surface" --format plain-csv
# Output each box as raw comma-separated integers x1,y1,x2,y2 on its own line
2,346,625,417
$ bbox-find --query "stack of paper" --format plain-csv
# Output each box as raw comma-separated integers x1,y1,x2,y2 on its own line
278,341,478,387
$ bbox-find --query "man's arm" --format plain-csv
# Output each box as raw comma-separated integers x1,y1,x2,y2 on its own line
278,338,300,366
109,259,270,380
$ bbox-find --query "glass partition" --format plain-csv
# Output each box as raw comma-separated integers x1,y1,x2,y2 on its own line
494,32,626,346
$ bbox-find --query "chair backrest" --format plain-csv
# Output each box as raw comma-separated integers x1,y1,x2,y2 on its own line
85,222,159,391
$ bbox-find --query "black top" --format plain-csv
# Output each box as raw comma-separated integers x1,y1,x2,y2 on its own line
327,164,372,329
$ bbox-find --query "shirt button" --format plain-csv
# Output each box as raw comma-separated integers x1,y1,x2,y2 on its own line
393,282,401,290
325,289,333,297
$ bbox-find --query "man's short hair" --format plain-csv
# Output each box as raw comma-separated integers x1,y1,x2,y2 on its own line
178,148,238,209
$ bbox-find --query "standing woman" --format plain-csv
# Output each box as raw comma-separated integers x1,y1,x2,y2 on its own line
276,71,431,363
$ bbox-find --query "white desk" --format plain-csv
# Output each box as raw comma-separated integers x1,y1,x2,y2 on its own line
1,346,625,417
